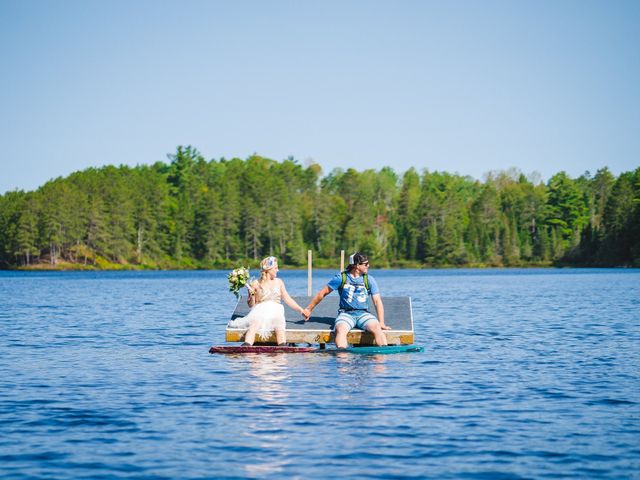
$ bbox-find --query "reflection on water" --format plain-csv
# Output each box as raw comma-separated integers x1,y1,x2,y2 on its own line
242,354,291,477
246,354,291,403
335,352,388,376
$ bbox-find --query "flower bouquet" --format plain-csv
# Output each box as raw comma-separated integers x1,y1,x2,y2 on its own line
228,267,251,298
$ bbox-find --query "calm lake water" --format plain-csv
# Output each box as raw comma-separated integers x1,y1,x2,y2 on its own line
1,269,639,479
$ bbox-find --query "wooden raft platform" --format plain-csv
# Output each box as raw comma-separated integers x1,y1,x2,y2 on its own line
225,296,415,345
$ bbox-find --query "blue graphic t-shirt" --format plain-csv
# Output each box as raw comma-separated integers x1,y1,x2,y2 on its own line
327,273,379,311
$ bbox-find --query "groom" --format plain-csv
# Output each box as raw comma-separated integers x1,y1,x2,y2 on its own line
302,252,390,348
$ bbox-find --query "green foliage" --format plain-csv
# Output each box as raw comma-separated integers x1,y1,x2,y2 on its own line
0,147,637,269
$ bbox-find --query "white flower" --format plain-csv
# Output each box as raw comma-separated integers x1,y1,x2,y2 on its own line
228,266,251,298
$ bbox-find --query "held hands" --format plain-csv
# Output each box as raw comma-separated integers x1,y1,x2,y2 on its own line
301,307,311,321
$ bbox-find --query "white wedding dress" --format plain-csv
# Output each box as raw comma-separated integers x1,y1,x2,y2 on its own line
228,284,285,340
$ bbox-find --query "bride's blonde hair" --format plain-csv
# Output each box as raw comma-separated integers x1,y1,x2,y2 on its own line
258,256,278,286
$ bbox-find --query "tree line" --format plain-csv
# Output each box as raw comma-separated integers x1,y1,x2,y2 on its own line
1,146,638,269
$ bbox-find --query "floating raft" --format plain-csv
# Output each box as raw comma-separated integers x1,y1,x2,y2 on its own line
225,296,415,346
209,345,316,354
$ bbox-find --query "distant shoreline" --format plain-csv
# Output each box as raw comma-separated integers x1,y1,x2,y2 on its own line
5,261,638,271
2,154,638,271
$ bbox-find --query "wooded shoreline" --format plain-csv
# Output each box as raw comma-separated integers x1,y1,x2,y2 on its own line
1,146,639,270
5,260,559,271
6,260,638,271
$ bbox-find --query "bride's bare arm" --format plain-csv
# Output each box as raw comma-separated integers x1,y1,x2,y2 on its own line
279,279,304,314
247,281,259,307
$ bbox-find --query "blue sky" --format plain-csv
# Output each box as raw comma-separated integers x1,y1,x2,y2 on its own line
1,0,639,194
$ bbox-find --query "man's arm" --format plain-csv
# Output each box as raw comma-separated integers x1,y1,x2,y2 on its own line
371,293,390,330
302,285,333,321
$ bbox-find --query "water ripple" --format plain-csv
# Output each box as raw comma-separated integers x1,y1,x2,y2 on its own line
0,269,639,479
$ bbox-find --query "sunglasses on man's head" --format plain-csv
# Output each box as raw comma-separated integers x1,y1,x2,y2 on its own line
359,262,369,266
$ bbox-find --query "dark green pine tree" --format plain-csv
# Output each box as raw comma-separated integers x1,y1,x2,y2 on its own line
15,193,40,266
393,168,421,262
545,171,589,259
600,170,638,264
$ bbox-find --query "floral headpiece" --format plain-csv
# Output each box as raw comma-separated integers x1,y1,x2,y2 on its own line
261,256,277,271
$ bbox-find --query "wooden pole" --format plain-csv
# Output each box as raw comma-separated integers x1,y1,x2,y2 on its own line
307,250,312,296
340,250,345,272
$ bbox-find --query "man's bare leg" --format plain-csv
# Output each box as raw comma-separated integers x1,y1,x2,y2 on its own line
334,323,350,349
366,321,388,346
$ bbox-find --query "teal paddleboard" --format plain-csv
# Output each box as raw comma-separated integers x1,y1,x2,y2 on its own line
209,344,424,355
324,345,424,354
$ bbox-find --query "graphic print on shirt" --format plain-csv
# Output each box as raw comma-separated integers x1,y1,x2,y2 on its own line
343,284,368,304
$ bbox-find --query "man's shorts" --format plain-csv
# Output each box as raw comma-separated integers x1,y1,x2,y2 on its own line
334,310,378,331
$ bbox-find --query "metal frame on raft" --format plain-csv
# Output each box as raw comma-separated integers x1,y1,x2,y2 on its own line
224,250,416,346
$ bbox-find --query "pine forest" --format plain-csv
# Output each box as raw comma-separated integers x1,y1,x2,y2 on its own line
1,146,638,269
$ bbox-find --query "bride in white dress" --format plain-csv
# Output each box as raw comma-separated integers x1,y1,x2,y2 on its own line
228,256,306,345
